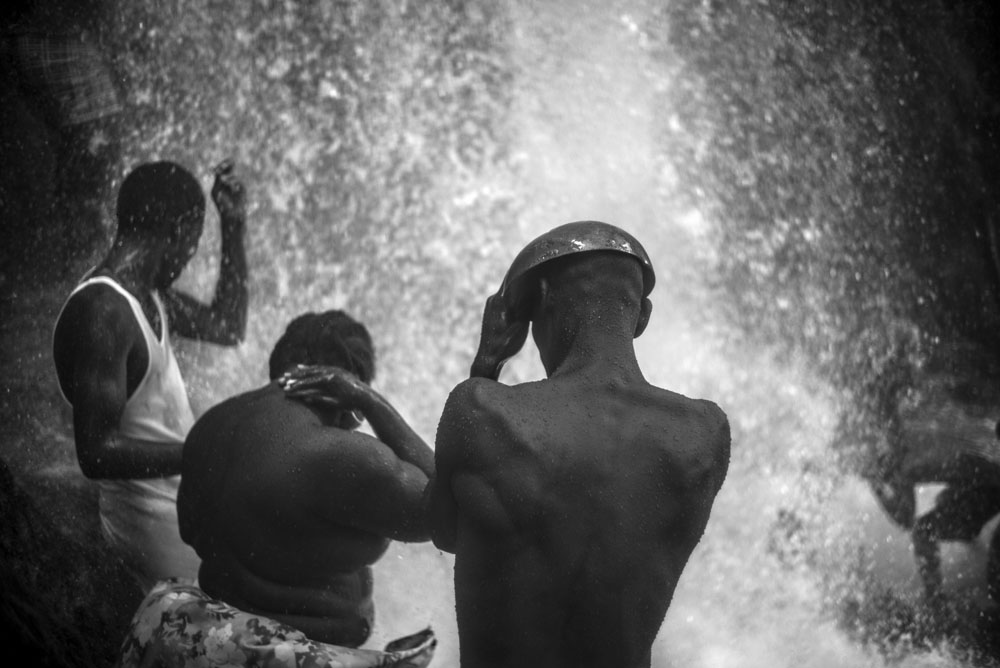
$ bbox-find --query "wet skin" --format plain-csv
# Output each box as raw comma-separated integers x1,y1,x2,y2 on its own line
178,374,433,646
428,249,731,668
52,160,248,481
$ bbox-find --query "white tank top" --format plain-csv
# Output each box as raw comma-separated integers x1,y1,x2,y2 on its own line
54,274,202,589
57,275,195,442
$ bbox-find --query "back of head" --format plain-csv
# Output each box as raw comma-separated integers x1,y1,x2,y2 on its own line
268,311,375,382
541,250,645,306
115,161,205,240
501,221,655,326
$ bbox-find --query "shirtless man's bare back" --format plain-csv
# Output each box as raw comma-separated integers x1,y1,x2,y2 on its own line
426,221,731,668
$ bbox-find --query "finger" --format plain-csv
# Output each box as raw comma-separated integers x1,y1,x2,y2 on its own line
284,377,320,389
286,373,334,389
282,365,313,381
285,387,326,399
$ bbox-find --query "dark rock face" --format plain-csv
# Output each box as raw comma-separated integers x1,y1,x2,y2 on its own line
0,458,142,668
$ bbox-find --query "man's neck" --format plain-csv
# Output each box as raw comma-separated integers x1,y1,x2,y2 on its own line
546,334,642,380
98,240,160,294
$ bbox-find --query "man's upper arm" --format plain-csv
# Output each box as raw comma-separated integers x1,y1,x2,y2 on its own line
427,381,483,553
426,399,462,553
60,295,135,476
306,430,432,543
177,413,216,547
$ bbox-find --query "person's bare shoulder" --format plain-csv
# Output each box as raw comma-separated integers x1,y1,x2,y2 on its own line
53,283,145,392
442,377,510,424
57,282,136,340
688,397,731,492
692,397,730,440
436,377,523,466
646,388,731,488
654,387,728,436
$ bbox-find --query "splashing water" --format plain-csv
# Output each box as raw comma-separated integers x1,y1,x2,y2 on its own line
493,2,987,667
29,0,992,666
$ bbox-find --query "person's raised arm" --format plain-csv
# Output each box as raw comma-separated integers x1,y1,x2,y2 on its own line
281,365,433,475
164,158,248,345
298,426,431,542
469,290,529,380
58,291,184,480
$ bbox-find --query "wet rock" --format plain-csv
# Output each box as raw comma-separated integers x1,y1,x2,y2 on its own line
0,457,143,668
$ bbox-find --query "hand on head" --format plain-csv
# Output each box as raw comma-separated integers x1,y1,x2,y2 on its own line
279,364,365,404
279,364,367,428
470,290,529,379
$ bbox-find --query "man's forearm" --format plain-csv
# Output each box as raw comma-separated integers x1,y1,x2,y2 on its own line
470,348,502,380
212,219,249,343
77,432,184,480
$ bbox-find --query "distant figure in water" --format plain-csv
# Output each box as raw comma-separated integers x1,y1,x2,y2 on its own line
124,311,436,667
425,221,731,668
870,421,1000,606
52,159,249,594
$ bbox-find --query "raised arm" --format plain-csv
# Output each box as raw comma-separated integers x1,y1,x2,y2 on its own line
54,289,184,480
301,426,432,543
281,365,434,475
164,159,248,345
345,376,434,476
469,290,529,380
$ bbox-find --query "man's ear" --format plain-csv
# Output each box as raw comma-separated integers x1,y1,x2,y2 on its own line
634,297,652,338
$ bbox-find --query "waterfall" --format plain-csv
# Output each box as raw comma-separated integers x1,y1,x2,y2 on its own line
2,0,997,665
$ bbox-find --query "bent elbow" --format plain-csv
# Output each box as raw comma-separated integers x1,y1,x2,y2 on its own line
429,524,457,553
431,534,456,554
229,318,248,344
219,332,245,347
210,324,246,347
228,320,249,345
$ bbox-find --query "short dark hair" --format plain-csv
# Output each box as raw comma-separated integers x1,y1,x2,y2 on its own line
115,161,205,239
268,311,375,382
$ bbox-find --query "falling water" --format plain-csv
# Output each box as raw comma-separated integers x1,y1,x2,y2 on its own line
2,0,997,666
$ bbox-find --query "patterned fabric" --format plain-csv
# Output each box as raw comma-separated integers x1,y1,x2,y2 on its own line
117,579,437,668
3,33,122,126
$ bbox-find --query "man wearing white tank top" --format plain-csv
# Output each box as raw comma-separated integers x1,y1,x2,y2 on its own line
52,159,248,594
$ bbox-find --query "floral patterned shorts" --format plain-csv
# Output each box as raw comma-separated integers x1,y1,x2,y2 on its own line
117,579,436,668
